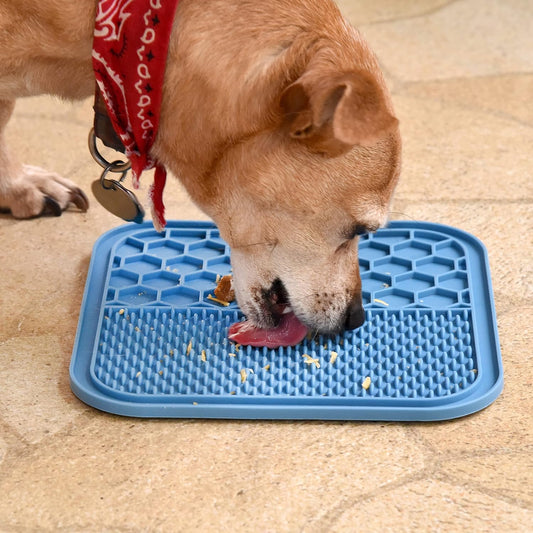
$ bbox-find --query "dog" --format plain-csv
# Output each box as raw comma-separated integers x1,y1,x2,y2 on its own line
0,0,400,338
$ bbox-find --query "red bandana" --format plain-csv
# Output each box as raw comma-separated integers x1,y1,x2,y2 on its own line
92,0,179,231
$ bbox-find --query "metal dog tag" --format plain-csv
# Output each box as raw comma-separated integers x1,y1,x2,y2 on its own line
92,168,145,224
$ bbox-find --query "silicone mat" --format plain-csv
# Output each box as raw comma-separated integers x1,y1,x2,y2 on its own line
70,221,503,420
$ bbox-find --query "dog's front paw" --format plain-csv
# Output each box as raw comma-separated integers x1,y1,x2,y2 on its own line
0,165,89,219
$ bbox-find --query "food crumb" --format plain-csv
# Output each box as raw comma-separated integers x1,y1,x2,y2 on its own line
119,308,125,315
201,350,207,362
193,402,198,406
302,354,320,368
230,391,236,395
134,326,140,332
240,369,247,383
136,371,141,378
207,294,230,306
374,298,389,306
228,352,236,357
329,351,338,364
264,364,271,371
159,370,163,375
186,340,192,356
362,376,371,390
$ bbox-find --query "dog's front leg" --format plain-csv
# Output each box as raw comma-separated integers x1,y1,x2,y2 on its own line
0,99,89,219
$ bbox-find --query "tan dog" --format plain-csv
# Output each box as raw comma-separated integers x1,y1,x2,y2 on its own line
0,0,400,336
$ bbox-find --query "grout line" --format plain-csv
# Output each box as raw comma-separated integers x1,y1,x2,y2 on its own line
358,0,463,27
308,465,437,532
391,198,533,205
400,71,533,86
434,468,533,511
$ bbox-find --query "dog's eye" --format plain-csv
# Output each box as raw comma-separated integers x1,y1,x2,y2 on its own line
347,224,370,239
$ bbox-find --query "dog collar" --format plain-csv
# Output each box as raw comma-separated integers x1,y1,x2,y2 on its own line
92,0,180,231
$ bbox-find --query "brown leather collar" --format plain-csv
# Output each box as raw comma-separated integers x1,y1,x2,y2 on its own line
93,86,125,154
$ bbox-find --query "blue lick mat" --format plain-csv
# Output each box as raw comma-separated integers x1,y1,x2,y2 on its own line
70,221,503,420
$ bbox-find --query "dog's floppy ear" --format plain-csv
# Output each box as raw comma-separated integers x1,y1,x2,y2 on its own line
280,70,398,156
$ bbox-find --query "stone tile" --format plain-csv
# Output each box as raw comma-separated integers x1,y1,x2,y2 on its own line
440,450,533,506
6,104,92,180
0,335,89,444
329,478,532,532
12,95,93,128
392,94,533,202
402,74,533,126
335,0,451,25
0,435,7,466
359,0,533,82
0,419,425,531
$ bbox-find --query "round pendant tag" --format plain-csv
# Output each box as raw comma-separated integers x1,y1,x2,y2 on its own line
91,178,145,224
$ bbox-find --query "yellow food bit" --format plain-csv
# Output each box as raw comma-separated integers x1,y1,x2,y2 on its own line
362,376,371,390
186,340,192,356
136,371,141,378
207,294,230,306
159,370,163,376
119,308,125,315
240,369,247,383
329,351,338,365
169,349,174,356
134,326,141,332
264,364,271,371
201,350,207,362
228,353,236,357
193,402,198,406
302,354,320,368
374,298,389,306
230,391,236,395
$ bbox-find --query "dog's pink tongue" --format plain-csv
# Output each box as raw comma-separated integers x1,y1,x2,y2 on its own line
228,310,308,348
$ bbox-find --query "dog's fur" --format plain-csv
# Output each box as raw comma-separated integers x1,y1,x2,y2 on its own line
0,0,401,334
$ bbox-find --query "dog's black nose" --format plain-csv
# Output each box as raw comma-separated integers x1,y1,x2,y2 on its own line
344,298,365,330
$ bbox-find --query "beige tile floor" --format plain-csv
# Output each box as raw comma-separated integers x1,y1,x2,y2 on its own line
1,1,532,531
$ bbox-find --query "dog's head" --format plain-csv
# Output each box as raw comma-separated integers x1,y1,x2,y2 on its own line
157,26,401,335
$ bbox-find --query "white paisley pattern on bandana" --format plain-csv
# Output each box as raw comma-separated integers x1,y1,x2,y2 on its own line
94,0,133,41
92,0,180,231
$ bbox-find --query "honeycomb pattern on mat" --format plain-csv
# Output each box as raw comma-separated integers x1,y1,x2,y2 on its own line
359,229,470,309
106,227,236,308
94,307,477,399
104,227,471,310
